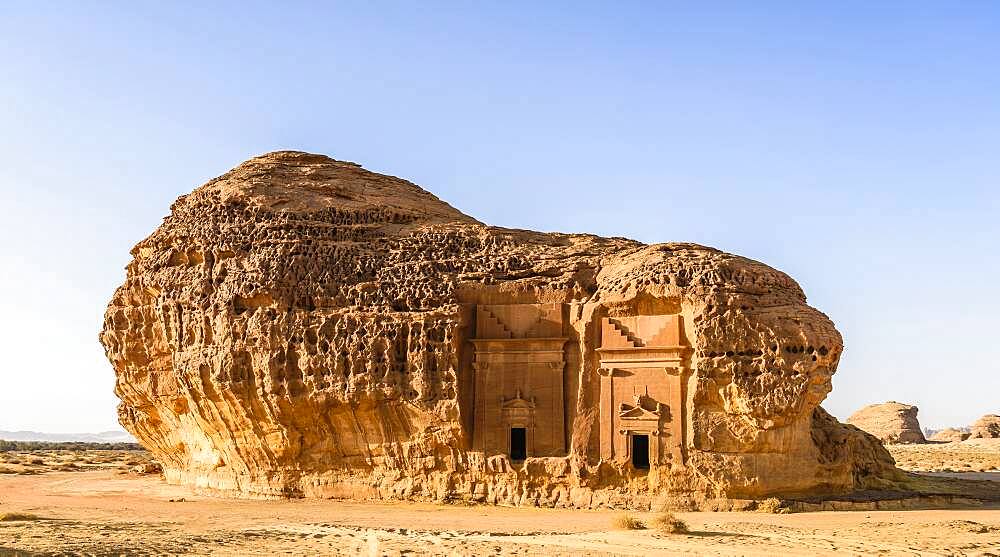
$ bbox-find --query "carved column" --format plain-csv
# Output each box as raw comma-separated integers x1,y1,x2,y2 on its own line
472,361,488,452
549,359,566,453
650,429,661,465
598,367,614,460
665,365,686,463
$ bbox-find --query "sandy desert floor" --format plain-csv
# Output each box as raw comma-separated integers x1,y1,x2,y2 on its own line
0,464,999,556
889,438,1000,473
0,449,153,477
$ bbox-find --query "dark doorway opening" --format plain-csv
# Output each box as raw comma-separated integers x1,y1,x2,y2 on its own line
510,427,527,460
631,434,650,469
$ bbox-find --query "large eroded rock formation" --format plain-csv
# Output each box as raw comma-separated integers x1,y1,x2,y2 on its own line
847,402,927,445
929,428,970,443
101,151,898,507
970,415,1000,439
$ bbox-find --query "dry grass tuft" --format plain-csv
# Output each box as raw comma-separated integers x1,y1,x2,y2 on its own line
651,511,689,534
612,512,646,530
0,512,42,522
756,497,790,514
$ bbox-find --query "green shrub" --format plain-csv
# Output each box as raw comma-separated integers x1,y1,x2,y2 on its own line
0,440,144,452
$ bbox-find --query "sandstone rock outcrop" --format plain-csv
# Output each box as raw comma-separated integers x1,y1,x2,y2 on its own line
970,415,1000,439
929,428,970,443
100,151,899,507
847,402,926,445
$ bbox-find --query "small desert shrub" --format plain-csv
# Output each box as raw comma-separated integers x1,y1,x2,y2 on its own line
0,512,41,522
0,441,143,452
0,466,16,474
756,497,789,514
29,458,45,465
612,512,646,530
651,512,689,534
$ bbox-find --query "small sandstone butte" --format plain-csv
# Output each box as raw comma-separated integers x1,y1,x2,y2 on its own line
929,428,970,443
101,151,899,507
970,415,1000,439
847,402,927,445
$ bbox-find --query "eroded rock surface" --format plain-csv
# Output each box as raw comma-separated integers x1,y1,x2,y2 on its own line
929,428,970,443
101,151,899,507
970,415,1000,439
847,402,927,445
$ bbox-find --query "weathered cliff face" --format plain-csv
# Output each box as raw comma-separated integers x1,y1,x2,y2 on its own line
101,151,898,507
847,402,927,445
970,415,1000,439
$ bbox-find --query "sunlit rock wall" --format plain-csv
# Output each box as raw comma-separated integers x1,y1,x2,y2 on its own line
101,151,899,507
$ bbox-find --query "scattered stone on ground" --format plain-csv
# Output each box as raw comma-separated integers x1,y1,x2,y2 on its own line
888,438,1000,473
0,449,155,476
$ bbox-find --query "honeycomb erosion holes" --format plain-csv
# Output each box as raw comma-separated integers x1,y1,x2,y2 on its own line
100,151,902,509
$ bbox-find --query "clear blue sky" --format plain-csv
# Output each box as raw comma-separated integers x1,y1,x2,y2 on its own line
1,2,997,432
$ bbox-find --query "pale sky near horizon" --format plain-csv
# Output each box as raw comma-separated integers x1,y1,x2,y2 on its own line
1,2,997,433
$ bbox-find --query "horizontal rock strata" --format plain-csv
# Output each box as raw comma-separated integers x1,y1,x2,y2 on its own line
101,151,900,508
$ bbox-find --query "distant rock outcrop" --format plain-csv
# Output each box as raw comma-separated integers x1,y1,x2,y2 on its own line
928,428,970,443
847,402,926,444
100,151,901,507
970,415,1000,439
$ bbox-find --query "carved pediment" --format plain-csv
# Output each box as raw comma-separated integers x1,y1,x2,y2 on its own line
619,404,660,420
502,389,536,410
618,393,662,420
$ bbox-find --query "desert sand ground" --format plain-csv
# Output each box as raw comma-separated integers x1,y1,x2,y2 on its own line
889,438,1000,473
0,449,153,477
1,460,999,556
